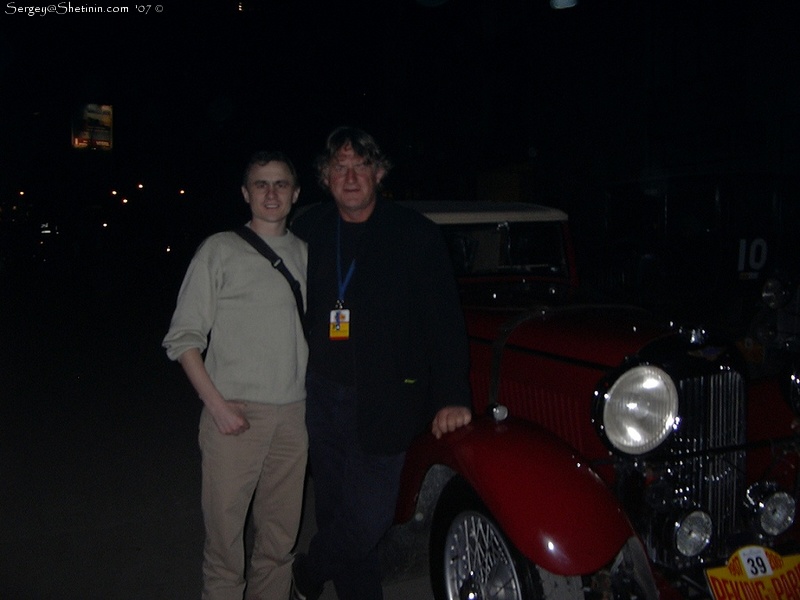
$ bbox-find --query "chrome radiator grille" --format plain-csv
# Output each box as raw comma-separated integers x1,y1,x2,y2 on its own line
661,369,747,562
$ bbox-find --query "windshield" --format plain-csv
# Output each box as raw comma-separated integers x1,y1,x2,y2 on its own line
440,221,568,278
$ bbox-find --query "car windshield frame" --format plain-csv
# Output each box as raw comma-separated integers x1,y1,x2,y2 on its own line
439,220,569,278
400,201,571,280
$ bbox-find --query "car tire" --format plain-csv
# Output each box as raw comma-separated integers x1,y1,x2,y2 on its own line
429,478,583,600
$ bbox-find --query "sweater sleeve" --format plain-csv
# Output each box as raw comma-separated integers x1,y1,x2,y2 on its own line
162,239,218,361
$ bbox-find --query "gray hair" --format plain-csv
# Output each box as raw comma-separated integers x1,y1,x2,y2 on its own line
314,126,393,187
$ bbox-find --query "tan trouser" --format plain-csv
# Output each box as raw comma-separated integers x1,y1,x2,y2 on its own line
199,400,308,600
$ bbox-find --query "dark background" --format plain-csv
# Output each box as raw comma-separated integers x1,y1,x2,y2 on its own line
2,0,798,302
3,0,798,216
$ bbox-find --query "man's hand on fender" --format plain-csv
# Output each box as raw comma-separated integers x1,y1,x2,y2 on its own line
432,406,472,439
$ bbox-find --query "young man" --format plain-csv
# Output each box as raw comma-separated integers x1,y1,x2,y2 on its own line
290,127,472,600
163,151,308,599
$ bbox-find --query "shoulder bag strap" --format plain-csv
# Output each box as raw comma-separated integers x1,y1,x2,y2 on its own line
233,226,305,321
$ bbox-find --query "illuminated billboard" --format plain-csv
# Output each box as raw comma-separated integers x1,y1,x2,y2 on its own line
72,103,113,150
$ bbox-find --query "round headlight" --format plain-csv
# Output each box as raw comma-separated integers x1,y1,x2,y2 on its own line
760,492,796,536
602,365,678,454
675,510,712,557
747,483,797,536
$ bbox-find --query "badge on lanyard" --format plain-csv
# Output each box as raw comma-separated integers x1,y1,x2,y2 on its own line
331,217,356,341
329,307,351,340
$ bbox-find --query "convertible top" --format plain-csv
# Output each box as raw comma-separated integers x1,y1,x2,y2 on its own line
398,201,568,225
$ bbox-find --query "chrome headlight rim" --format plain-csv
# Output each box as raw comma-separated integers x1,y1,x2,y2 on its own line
673,510,713,558
746,482,797,537
599,364,680,456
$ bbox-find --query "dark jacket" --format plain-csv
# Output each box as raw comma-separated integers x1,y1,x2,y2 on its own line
292,198,471,454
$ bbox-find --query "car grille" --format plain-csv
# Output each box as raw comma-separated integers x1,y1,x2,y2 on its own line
654,368,747,565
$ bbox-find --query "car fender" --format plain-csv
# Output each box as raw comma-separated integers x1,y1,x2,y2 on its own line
398,415,634,576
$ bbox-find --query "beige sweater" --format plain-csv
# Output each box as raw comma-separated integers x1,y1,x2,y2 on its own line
163,229,308,404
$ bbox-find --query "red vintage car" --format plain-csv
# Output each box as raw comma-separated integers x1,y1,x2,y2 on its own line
382,201,800,600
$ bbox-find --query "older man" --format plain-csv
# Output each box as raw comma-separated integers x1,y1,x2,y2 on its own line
290,127,472,600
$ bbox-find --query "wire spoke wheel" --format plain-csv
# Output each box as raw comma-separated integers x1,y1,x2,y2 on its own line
430,479,586,600
444,509,523,600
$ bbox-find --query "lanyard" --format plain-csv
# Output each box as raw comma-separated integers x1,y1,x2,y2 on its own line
336,217,356,308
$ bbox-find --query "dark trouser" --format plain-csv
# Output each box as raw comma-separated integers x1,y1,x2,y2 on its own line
304,372,406,600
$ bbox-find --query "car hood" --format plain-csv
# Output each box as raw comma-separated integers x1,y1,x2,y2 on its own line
465,304,674,369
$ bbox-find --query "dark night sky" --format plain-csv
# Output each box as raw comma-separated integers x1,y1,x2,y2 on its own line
1,0,799,222
1,1,799,378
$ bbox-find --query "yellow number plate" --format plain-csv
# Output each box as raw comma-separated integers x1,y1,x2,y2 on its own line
705,546,800,599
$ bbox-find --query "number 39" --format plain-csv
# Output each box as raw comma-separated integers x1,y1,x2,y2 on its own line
747,555,769,576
